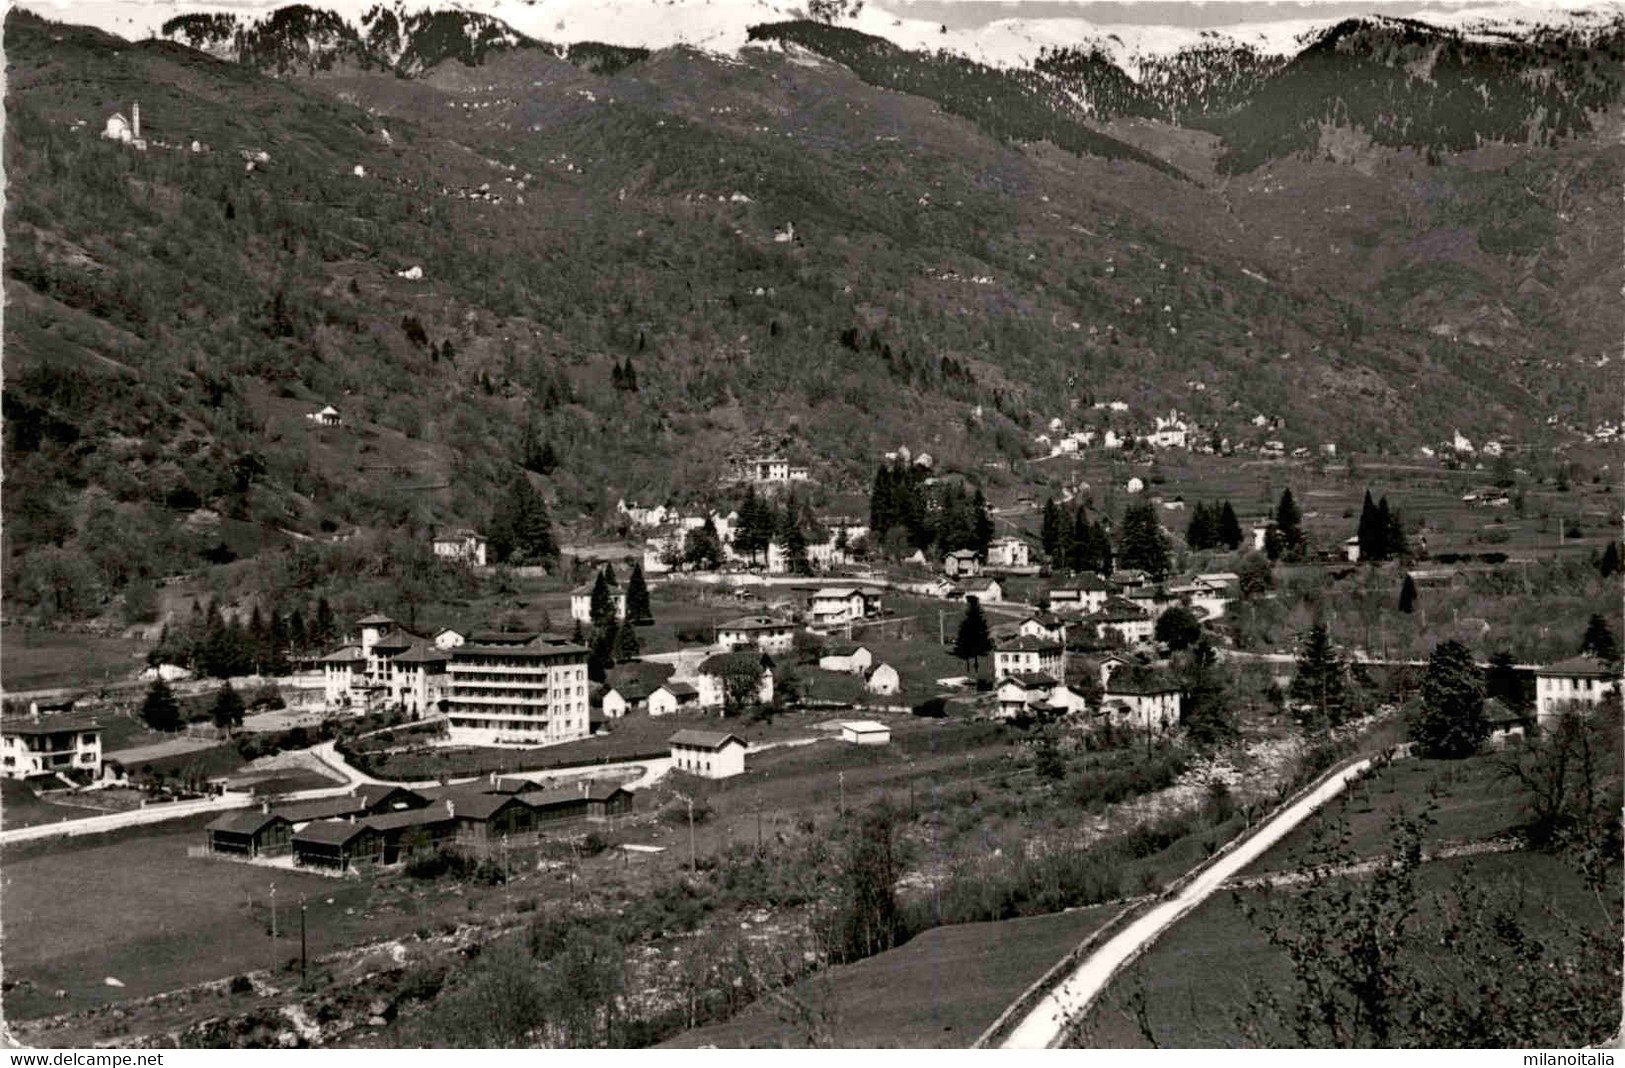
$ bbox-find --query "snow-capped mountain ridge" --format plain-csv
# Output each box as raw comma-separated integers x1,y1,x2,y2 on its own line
23,0,1623,79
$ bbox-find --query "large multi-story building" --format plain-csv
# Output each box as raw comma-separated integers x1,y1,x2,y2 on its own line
1,711,103,780
445,633,591,747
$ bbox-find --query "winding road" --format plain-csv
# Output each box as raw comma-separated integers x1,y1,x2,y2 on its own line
995,755,1375,1048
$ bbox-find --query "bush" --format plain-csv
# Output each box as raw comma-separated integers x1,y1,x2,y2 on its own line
228,975,254,995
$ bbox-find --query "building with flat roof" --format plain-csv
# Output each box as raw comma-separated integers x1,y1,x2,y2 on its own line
445,634,591,747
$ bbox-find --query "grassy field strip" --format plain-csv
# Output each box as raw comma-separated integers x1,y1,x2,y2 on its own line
1222,837,1524,890
993,755,1376,1048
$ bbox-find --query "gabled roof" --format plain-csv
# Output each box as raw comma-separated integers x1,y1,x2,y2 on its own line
822,643,869,658
812,587,862,599
207,810,290,836
1,714,101,736
1483,697,1526,726
363,802,457,833
998,635,1063,653
1105,666,1181,696
319,645,367,663
997,672,1059,690
945,549,980,560
658,681,701,698
699,651,774,675
277,795,370,823
719,615,794,631
1090,597,1151,622
1023,613,1065,628
294,819,375,846
1537,655,1617,678
669,729,748,750
356,613,395,626
392,645,450,665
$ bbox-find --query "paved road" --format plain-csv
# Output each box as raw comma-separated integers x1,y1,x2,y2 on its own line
996,755,1375,1049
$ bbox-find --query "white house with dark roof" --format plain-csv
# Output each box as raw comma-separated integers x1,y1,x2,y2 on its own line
1103,666,1182,731
1087,597,1155,645
986,537,1031,569
432,528,487,567
669,730,748,778
1018,613,1068,645
943,549,982,577
1534,655,1619,726
995,673,1058,719
717,615,796,654
1,712,103,780
993,636,1064,681
695,652,775,710
570,577,627,624
648,681,702,716
807,587,873,626
819,644,874,675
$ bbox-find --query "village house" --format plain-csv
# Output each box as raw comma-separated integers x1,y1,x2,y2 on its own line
717,615,796,654
304,404,343,427
570,577,628,624
993,636,1064,680
1126,586,1179,620
819,643,874,675
1344,536,1363,563
986,537,1032,569
864,662,901,696
961,578,1004,604
1048,574,1112,616
1087,598,1155,645
943,549,982,578
1038,683,1091,717
616,499,670,529
669,730,748,778
1148,414,1189,450
648,681,702,716
807,587,881,626
1102,666,1182,731
695,652,775,711
0,711,103,781
1483,697,1532,748
431,528,488,567
995,673,1058,719
599,663,675,717
1533,655,1619,726
1018,613,1068,644
1098,653,1136,690
443,633,590,747
734,456,792,482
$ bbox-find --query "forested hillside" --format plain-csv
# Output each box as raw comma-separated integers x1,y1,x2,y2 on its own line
4,5,1620,628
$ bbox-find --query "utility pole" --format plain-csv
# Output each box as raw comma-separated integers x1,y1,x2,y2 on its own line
838,771,845,816
299,897,307,986
269,883,277,940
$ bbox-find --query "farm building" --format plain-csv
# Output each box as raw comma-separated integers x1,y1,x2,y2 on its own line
204,810,293,858
649,682,702,716
304,404,343,427
1483,697,1533,748
819,644,874,675
864,663,901,696
839,721,891,745
943,550,982,577
362,805,459,864
669,730,748,779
